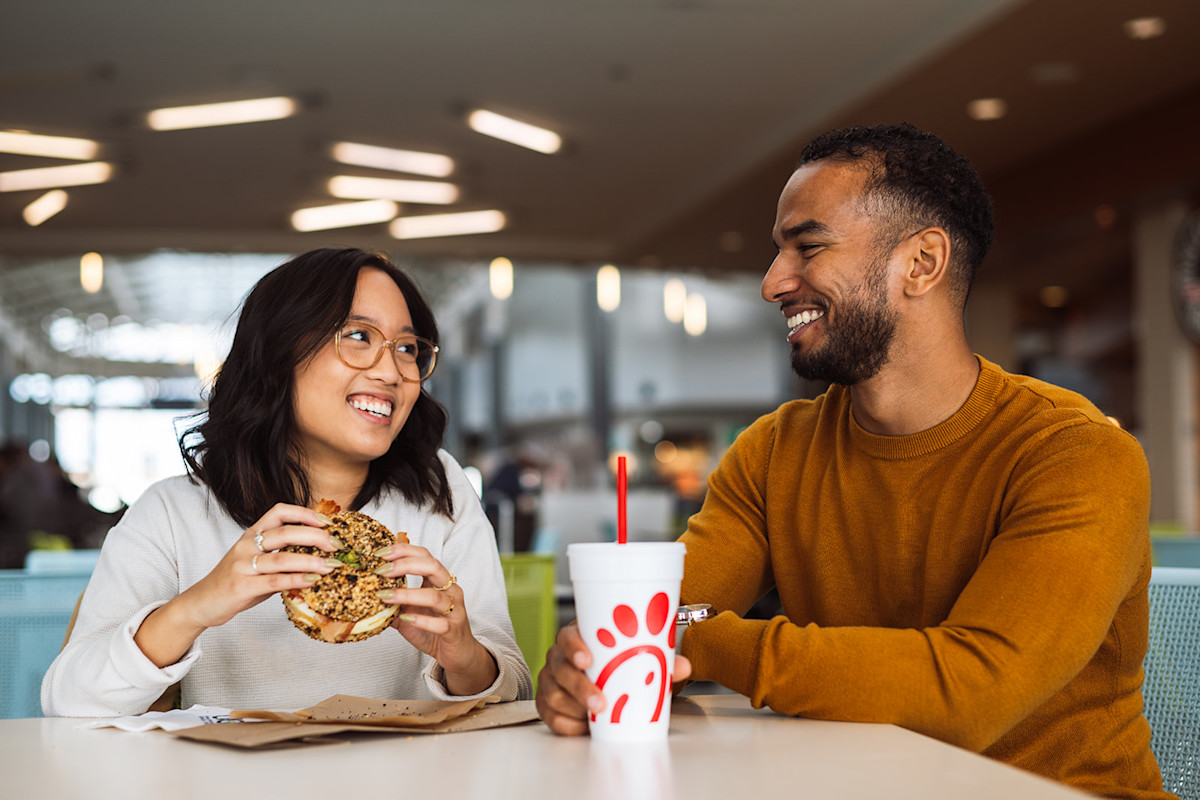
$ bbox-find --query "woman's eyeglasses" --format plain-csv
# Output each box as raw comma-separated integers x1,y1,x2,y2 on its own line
334,322,439,383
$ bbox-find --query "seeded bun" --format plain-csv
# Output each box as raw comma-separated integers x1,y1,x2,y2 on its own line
280,500,408,643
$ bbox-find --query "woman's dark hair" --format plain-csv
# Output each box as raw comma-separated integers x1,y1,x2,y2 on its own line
180,248,453,527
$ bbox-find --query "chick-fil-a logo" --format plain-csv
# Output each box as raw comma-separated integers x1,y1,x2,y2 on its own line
590,592,675,724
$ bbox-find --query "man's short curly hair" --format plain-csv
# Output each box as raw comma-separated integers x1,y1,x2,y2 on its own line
799,122,994,304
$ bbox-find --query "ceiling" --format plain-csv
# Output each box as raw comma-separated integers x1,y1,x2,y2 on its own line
2,0,1200,357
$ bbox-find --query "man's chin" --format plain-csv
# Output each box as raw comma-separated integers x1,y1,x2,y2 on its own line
790,349,870,387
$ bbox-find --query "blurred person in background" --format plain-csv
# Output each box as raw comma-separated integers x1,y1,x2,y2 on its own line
0,442,119,569
44,248,530,716
537,124,1167,799
482,443,547,552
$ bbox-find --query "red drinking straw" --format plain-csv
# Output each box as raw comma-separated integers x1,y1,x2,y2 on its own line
617,455,628,544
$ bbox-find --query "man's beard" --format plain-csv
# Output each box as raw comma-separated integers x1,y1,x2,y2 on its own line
789,256,898,386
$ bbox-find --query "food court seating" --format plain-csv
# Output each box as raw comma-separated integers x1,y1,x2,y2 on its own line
0,569,92,718
499,552,556,692
1151,537,1200,568
24,548,101,574
1143,567,1200,800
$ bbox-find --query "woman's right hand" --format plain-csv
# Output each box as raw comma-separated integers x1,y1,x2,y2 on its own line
133,503,342,667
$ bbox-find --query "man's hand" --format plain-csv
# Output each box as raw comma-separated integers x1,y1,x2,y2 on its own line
535,621,692,735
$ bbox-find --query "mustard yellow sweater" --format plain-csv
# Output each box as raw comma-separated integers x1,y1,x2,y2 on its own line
680,357,1169,799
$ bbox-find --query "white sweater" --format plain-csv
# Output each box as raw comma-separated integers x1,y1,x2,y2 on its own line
42,452,531,716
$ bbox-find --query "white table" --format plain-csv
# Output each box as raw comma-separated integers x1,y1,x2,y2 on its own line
3,694,1091,799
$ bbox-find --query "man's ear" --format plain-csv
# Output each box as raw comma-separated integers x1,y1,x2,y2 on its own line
902,227,951,298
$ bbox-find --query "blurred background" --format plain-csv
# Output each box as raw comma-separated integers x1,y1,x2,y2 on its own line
2,0,1199,575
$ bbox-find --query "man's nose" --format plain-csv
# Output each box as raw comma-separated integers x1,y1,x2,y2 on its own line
761,253,799,303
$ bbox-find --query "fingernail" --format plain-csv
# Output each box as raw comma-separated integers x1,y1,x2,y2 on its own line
316,513,334,525
324,558,343,568
303,573,320,582
372,545,393,558
587,694,604,713
398,613,417,623
573,652,589,669
327,536,345,550
373,564,392,576
376,589,396,601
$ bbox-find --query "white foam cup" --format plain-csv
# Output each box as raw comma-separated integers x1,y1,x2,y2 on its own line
568,541,686,742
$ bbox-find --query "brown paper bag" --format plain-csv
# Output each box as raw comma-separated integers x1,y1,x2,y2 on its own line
168,696,540,748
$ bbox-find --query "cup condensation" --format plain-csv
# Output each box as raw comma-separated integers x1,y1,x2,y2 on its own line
568,541,686,741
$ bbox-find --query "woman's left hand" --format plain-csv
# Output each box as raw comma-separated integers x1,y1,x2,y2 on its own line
374,543,498,696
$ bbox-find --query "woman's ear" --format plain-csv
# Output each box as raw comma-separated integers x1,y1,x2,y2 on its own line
902,227,951,298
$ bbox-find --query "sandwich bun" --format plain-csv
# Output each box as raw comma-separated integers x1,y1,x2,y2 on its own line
280,500,408,643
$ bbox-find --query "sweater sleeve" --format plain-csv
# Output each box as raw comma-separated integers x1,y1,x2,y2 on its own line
421,452,533,702
680,416,1151,752
41,482,200,716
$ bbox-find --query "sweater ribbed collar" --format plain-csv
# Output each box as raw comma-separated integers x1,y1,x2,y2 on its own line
845,355,1003,460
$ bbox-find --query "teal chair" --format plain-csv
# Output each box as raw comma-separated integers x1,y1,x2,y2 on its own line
1151,538,1200,568
0,571,93,718
1143,567,1200,800
24,548,101,574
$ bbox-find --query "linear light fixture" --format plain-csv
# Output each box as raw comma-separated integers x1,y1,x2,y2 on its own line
390,210,506,239
291,199,399,232
146,96,297,131
467,109,562,154
0,162,113,192
0,131,99,160
23,190,68,226
331,142,454,177
328,175,459,204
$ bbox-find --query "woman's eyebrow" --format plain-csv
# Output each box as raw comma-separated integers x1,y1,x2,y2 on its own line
346,313,417,334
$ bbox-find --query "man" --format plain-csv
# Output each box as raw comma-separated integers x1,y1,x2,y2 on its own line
536,123,1169,799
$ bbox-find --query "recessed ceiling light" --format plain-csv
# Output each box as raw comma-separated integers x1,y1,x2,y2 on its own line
0,130,99,160
467,109,562,154
1039,285,1070,308
1028,62,1079,86
1124,17,1166,40
328,175,459,204
489,257,514,300
22,190,68,226
966,98,1007,121
597,264,621,312
80,252,103,294
146,96,297,131
331,142,454,178
664,278,687,324
0,162,113,192
684,293,707,336
718,231,744,252
389,209,506,239
290,199,399,232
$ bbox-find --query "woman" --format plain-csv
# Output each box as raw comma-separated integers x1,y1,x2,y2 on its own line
42,248,531,715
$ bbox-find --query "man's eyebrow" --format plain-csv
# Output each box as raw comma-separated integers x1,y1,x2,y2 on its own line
772,219,835,248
